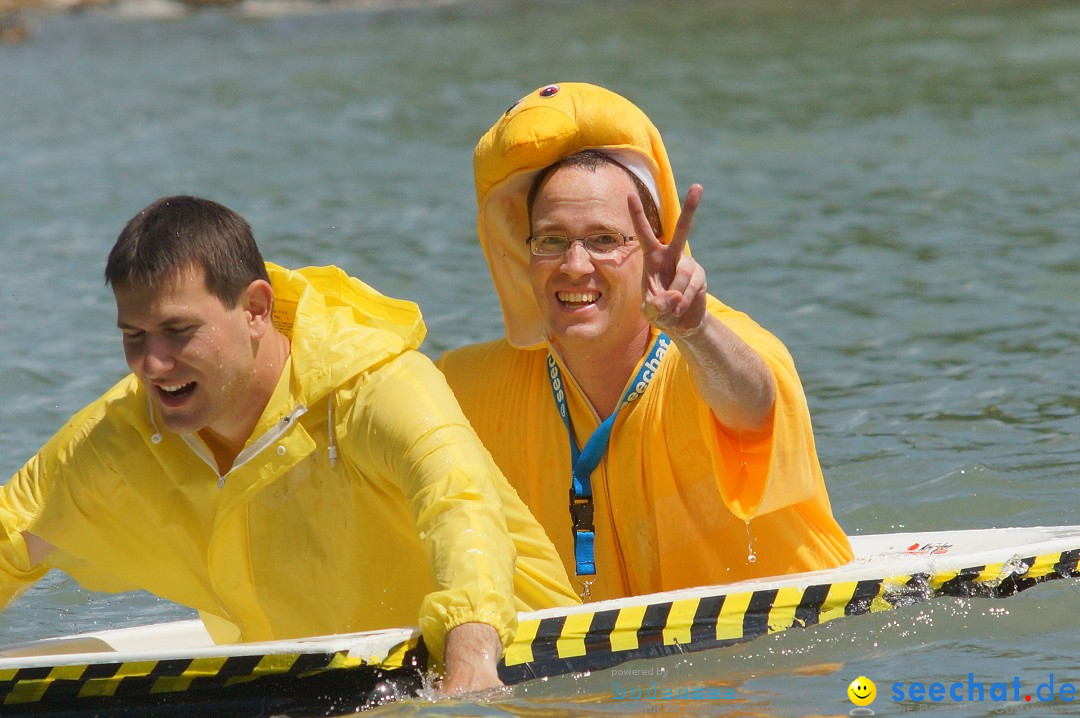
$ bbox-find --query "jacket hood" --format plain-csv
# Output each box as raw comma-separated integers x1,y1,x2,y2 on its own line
266,263,427,404
473,82,683,349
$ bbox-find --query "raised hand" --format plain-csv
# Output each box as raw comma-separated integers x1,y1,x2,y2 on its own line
629,184,708,337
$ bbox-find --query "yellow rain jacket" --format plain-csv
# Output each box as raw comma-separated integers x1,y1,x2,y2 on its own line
438,83,852,600
0,263,578,658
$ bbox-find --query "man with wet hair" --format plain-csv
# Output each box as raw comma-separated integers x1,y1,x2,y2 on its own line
1,195,578,693
438,83,852,601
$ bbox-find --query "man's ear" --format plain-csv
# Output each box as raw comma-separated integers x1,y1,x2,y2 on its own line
243,279,275,338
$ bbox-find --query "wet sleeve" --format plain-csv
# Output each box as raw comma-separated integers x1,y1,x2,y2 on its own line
0,456,53,608
690,299,822,518
348,350,518,661
1,395,146,610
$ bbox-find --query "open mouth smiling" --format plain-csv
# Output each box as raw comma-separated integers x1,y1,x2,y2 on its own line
557,290,600,308
157,382,196,400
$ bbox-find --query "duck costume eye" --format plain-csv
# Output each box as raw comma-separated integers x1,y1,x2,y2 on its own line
504,84,560,117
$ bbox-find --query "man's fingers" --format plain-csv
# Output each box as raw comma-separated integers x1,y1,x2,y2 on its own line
665,255,705,298
667,184,703,258
643,288,680,320
628,192,663,253
666,265,694,297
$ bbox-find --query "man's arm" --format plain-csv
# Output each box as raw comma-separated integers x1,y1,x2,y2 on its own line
441,622,504,694
349,352,520,690
672,313,776,434
0,461,57,608
22,531,55,566
630,185,776,434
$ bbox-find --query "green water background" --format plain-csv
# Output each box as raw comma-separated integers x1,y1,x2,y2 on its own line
1,1,1079,715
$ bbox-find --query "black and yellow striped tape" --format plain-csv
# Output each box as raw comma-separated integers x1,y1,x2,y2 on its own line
3,650,340,704
498,547,1080,681
0,637,429,715
2,547,1077,715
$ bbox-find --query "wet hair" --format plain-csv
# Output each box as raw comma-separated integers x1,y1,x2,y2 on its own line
525,150,663,238
105,195,270,308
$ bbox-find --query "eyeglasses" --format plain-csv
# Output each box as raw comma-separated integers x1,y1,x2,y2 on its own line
526,232,636,257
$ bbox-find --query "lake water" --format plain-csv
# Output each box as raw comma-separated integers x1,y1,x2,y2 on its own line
1,0,1079,715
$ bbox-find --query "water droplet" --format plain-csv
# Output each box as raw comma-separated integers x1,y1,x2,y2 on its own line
745,520,757,563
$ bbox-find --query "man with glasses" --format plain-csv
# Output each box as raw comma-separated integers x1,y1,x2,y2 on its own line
438,83,852,602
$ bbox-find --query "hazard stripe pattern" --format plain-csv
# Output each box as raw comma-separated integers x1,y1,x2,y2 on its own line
2,549,1079,709
2,650,348,707
498,547,1080,681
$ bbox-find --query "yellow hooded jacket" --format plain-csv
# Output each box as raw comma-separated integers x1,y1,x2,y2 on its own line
0,263,578,658
438,83,853,600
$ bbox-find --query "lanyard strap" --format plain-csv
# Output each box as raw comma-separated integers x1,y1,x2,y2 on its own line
546,333,670,577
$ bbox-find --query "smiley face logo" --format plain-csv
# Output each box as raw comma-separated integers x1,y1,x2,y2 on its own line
847,676,876,706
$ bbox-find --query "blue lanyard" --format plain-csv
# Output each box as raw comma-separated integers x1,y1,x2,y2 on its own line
546,333,670,578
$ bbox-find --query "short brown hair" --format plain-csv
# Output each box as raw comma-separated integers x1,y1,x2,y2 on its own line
105,196,270,307
526,150,663,237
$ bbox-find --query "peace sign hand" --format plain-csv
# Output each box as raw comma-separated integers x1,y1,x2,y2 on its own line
629,184,709,338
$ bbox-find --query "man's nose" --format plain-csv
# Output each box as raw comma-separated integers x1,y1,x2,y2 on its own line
136,337,176,378
559,240,595,278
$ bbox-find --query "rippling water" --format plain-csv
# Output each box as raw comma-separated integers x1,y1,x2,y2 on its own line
2,0,1079,715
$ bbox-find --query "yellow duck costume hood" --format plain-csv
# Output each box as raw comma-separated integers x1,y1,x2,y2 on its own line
473,82,685,349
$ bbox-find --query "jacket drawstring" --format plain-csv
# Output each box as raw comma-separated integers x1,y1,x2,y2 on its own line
327,393,338,468
146,393,163,444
